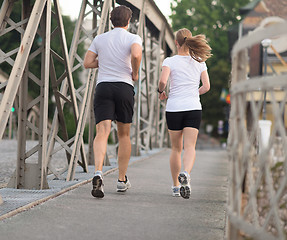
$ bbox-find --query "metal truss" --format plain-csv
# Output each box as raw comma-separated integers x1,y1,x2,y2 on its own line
0,0,175,193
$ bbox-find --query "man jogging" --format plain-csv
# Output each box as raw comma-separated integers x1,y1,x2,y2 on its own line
84,5,142,198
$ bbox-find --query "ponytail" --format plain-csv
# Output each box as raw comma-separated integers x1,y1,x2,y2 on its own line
185,34,212,62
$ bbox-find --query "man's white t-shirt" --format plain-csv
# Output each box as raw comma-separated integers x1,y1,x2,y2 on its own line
88,28,142,86
162,55,207,112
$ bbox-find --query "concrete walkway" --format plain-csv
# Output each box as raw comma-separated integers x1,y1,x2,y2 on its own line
0,149,228,240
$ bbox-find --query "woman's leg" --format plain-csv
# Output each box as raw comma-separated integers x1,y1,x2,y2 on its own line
182,127,199,174
168,130,183,186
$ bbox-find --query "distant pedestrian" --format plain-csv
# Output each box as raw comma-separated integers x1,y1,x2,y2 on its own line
158,28,212,199
84,5,142,198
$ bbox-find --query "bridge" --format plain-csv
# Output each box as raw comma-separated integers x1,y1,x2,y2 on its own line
0,0,287,239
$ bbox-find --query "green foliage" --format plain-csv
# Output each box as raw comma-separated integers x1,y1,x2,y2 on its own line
271,161,284,172
201,59,230,126
0,0,21,74
64,108,76,139
170,0,250,133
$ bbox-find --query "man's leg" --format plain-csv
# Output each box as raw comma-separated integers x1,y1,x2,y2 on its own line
116,122,131,181
91,120,111,198
93,120,112,172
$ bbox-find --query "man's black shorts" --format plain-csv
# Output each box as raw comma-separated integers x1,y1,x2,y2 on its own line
166,110,202,131
93,82,135,124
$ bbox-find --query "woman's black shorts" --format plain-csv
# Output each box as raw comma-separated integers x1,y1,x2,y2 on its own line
166,110,202,131
93,82,135,124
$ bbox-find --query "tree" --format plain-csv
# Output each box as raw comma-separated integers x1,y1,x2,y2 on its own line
170,0,250,135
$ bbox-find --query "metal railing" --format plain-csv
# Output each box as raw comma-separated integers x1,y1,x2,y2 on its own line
227,21,287,240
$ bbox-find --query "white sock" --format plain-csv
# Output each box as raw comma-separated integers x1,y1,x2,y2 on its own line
95,170,102,176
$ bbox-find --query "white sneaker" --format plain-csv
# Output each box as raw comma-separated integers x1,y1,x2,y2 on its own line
91,173,104,198
172,186,180,197
117,176,131,192
178,171,191,199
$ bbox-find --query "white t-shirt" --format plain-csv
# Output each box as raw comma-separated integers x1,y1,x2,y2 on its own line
162,55,207,112
88,28,142,86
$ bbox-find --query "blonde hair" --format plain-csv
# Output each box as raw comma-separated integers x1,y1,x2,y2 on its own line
176,28,212,62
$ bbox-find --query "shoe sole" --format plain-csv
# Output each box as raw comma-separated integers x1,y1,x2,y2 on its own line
178,173,191,199
178,173,188,185
117,188,127,192
180,186,190,199
91,176,104,198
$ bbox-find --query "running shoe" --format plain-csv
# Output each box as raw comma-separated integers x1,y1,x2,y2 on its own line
178,171,191,199
117,175,131,192
172,186,180,197
91,173,104,198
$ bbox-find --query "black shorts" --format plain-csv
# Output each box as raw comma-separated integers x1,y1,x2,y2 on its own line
93,82,135,124
166,110,202,131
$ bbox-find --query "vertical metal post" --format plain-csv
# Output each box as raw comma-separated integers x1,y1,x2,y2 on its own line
88,0,98,166
262,45,268,120
15,0,31,189
228,49,248,240
8,110,12,139
261,39,271,121
153,24,165,148
39,0,51,189
132,0,145,156
134,62,142,156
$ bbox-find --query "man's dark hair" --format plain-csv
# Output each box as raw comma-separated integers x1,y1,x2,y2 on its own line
110,5,132,27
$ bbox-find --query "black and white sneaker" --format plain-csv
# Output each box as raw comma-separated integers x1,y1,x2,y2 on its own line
178,171,191,199
117,175,131,192
91,174,104,198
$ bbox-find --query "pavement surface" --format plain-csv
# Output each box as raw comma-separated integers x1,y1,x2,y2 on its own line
0,148,228,240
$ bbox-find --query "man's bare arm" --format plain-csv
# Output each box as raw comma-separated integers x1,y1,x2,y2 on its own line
131,43,142,81
83,50,98,69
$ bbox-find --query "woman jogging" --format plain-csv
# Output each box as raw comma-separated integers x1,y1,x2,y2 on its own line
158,28,212,199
